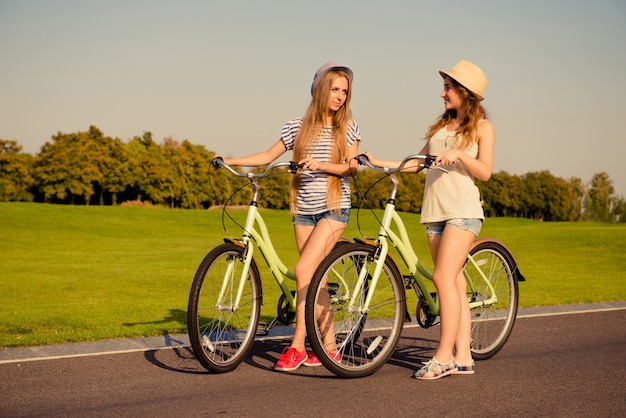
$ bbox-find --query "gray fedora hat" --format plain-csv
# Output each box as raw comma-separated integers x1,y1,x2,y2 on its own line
311,62,354,95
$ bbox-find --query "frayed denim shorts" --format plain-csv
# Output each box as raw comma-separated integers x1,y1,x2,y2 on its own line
424,218,483,237
292,208,350,227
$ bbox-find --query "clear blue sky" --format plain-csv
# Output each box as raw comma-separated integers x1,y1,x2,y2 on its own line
1,0,625,197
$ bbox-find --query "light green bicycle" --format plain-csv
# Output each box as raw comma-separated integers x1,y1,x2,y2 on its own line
187,158,315,373
187,158,298,373
305,153,525,378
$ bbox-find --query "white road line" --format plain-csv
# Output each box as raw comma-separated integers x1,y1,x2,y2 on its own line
2,303,625,365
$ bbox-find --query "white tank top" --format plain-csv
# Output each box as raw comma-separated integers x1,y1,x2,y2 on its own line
420,127,484,223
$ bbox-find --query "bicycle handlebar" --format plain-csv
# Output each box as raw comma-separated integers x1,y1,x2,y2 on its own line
211,157,304,179
355,153,445,174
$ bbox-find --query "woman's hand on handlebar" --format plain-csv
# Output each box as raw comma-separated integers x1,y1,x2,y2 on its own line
211,156,224,169
361,151,381,167
360,151,403,170
297,157,322,171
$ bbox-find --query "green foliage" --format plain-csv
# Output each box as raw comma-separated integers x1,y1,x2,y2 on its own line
1,126,625,222
33,126,105,204
0,140,34,201
1,202,625,348
585,172,615,222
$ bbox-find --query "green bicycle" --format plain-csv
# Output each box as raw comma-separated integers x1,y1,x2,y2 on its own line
187,158,317,373
305,153,525,378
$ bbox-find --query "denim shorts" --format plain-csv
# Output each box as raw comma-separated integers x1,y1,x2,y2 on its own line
292,208,351,227
424,218,483,237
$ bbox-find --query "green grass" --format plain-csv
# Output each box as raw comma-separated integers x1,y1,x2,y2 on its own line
1,202,625,348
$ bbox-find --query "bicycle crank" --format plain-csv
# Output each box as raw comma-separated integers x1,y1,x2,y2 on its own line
416,295,439,328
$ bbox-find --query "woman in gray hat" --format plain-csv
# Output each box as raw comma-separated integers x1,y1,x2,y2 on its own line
365,60,494,379
218,62,361,371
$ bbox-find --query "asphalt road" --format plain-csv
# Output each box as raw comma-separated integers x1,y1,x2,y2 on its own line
2,303,625,417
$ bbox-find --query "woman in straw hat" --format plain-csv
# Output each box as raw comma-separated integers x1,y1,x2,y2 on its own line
215,62,361,371
365,60,494,379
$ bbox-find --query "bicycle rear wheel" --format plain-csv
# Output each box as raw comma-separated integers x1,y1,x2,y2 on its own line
305,243,405,378
187,242,262,373
464,240,519,360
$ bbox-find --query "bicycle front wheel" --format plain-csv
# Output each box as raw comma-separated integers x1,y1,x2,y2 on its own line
305,243,405,378
187,242,262,373
464,240,519,360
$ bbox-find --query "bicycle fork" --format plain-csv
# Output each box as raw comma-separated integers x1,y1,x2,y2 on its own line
215,243,254,313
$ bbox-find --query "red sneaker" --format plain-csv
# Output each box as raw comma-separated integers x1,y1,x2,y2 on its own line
274,347,307,371
303,351,341,367
303,352,322,367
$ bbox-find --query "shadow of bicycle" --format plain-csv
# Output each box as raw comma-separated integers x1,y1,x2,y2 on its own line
142,320,440,377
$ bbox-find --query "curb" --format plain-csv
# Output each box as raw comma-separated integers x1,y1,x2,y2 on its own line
2,301,625,364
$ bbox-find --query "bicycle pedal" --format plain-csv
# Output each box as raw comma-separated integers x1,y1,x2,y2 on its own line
403,275,414,289
328,282,339,295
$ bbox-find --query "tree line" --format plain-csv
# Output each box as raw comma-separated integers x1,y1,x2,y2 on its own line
1,126,624,223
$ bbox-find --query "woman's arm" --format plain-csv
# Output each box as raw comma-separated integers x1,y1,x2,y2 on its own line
299,139,361,177
363,142,429,173
436,120,494,181
221,139,287,167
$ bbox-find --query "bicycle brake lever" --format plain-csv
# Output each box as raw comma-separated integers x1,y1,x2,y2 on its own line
420,164,449,174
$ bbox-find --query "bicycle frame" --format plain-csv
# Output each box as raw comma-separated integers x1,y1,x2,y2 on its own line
214,161,298,318
190,157,359,373
214,158,354,329
354,154,498,316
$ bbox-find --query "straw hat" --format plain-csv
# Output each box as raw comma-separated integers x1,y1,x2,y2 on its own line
311,62,354,95
439,60,488,101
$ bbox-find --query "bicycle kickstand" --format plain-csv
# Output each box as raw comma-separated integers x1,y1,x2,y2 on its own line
257,316,280,336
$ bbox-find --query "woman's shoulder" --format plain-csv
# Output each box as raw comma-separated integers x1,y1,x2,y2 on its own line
478,118,493,128
477,119,495,144
477,118,494,133
347,119,361,140
281,117,304,136
284,116,304,126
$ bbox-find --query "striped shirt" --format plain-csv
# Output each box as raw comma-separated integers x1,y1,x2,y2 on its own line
281,117,361,215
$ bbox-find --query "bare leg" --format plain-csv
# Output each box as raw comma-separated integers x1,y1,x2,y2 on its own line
291,219,346,352
454,268,472,363
428,227,474,363
315,275,338,352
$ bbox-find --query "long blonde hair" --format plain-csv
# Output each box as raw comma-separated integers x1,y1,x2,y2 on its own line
290,70,352,214
425,78,486,149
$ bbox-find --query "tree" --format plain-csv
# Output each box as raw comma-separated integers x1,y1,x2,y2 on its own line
0,139,34,201
84,127,131,206
8,131,625,222
126,132,173,204
259,171,291,210
161,137,215,208
396,172,425,214
180,140,216,208
33,129,103,204
611,196,626,223
585,172,614,222
569,177,586,221
480,171,521,217
351,168,391,211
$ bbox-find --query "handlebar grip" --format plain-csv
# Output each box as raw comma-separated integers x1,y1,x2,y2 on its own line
211,156,224,168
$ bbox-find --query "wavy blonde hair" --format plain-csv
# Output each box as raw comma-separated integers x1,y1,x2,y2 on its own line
290,70,353,214
425,77,487,149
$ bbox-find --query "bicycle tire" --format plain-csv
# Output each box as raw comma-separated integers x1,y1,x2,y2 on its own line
305,243,406,378
187,242,262,373
464,239,519,360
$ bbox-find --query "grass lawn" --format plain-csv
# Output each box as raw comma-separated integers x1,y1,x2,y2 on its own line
1,202,625,348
